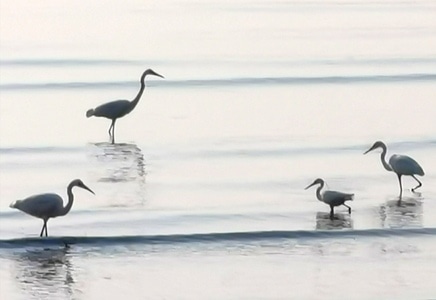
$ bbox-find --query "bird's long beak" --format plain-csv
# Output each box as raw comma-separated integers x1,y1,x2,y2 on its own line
151,71,164,79
305,182,316,190
81,184,95,195
363,146,374,155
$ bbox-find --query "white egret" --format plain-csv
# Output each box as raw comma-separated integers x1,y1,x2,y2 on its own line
86,69,164,143
305,178,354,219
364,141,424,198
10,179,95,237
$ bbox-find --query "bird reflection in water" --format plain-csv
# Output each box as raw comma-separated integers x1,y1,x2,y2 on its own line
88,142,146,207
315,212,353,230
12,246,75,299
379,196,423,229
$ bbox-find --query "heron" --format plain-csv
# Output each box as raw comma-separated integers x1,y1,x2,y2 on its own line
364,141,424,199
9,179,95,237
86,69,164,143
305,178,354,219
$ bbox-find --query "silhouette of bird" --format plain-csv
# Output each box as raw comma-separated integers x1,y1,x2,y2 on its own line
305,178,354,219
10,179,95,237
364,140,424,199
86,69,164,143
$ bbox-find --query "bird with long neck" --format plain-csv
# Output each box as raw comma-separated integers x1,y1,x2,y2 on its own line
364,141,424,199
305,178,354,219
86,69,164,144
10,179,95,237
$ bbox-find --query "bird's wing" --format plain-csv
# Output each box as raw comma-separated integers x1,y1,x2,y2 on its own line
13,193,64,218
323,190,354,206
389,154,425,176
93,100,131,119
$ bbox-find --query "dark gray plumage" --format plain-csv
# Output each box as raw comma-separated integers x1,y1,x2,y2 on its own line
87,69,164,143
305,178,354,219
364,141,424,199
10,179,95,237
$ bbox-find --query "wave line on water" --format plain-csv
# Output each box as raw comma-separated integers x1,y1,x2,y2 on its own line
1,139,434,159
2,57,436,67
1,73,436,91
1,228,435,249
0,146,85,155
161,139,436,160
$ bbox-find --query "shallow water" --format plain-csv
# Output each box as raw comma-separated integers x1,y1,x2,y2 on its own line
1,232,436,300
1,0,436,299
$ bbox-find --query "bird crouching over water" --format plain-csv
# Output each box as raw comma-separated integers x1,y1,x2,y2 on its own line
10,179,95,237
86,69,164,143
364,141,424,199
305,178,354,220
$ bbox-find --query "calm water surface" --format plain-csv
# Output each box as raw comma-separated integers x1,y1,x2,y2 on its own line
1,0,436,299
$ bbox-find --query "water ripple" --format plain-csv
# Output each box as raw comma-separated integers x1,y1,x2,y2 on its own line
1,228,435,249
1,73,435,91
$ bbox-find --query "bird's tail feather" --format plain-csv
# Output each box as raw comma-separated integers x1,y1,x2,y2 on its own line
346,194,354,201
86,109,95,118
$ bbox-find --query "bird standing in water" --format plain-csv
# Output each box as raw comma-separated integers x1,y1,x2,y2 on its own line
10,179,95,237
364,141,424,199
305,178,354,219
86,69,164,143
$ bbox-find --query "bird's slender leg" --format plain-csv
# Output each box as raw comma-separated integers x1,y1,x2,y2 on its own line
411,175,422,192
343,203,351,214
45,220,49,237
397,174,403,201
108,121,114,137
111,119,116,144
40,220,47,237
39,223,44,237
329,206,334,220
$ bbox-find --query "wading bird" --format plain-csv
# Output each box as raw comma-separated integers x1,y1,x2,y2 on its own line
305,178,354,219
364,141,424,199
10,179,95,237
86,69,164,143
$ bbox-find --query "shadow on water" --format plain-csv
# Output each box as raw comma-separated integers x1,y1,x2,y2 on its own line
87,142,147,207
315,212,353,230
11,247,76,300
378,196,423,229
